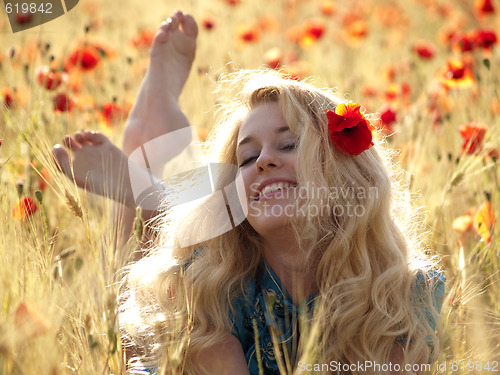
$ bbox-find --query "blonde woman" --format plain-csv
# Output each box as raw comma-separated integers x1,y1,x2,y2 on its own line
53,11,445,375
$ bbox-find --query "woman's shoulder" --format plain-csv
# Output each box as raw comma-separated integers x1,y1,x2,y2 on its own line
412,265,446,332
414,267,446,304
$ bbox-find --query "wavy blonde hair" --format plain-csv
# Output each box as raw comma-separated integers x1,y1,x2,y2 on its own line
119,69,442,374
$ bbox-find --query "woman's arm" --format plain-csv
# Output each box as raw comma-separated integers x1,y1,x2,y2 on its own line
196,334,250,375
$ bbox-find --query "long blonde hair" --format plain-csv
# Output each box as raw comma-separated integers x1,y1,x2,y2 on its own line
119,69,442,374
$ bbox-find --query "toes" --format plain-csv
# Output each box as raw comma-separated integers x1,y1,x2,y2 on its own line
154,11,197,46
180,12,198,38
74,131,87,145
173,10,183,22
168,12,181,31
154,19,172,45
159,18,173,30
52,145,73,176
63,135,82,151
83,130,107,145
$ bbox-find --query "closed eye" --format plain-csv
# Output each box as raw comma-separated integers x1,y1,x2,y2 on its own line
281,143,297,151
239,156,257,168
238,143,297,168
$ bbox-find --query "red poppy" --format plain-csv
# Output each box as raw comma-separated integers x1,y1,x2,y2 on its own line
327,103,374,155
451,33,476,53
3,88,14,108
380,64,397,82
236,24,260,43
304,19,326,40
53,93,73,112
285,25,303,44
298,19,326,48
13,196,38,220
341,11,369,46
474,29,497,50
401,82,411,97
439,59,475,89
439,26,459,45
437,3,453,17
38,167,49,192
491,99,500,114
99,101,129,127
280,61,309,81
257,15,279,33
36,66,64,90
376,4,408,27
202,16,216,30
379,104,397,134
280,71,302,81
16,12,33,24
459,122,488,154
361,85,378,97
264,47,282,69
65,46,100,71
486,146,499,160
131,29,156,49
319,0,336,15
413,41,436,59
384,83,398,101
475,0,495,15
345,20,368,43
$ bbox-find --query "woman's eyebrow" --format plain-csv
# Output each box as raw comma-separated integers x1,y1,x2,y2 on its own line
237,126,291,148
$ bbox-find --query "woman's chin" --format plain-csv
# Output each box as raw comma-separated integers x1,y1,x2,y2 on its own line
247,213,292,237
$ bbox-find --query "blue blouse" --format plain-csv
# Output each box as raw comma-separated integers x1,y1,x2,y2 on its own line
229,262,445,375
132,262,445,375
229,262,318,375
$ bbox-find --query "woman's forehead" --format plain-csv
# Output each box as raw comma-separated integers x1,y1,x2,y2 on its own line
238,102,288,137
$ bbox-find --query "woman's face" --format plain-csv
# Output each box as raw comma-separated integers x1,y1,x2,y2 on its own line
236,102,299,236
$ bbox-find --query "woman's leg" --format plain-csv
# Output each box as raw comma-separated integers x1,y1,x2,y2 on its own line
53,11,199,258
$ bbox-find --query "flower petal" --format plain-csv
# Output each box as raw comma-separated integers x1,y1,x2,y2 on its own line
327,103,373,155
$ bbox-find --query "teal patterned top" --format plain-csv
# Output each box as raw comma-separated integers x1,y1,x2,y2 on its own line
131,261,445,375
229,262,445,375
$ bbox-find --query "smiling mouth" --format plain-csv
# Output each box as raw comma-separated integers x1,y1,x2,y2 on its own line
255,182,298,201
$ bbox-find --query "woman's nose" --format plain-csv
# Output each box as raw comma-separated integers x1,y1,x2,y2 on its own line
255,148,281,171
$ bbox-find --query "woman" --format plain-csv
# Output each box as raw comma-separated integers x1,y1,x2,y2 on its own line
53,11,444,375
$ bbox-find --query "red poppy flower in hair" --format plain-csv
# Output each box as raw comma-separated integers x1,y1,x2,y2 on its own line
326,103,374,155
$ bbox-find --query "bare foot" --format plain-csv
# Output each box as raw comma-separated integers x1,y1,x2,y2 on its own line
123,10,198,155
53,131,135,207
149,10,198,99
53,131,171,211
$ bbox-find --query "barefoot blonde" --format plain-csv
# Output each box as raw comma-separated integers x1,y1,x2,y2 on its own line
119,71,444,374
53,12,444,375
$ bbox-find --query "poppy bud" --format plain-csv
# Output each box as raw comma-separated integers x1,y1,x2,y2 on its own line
35,190,43,203
16,180,24,197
